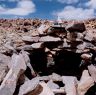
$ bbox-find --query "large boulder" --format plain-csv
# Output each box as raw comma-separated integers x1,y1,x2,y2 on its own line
66,22,86,32
0,53,26,95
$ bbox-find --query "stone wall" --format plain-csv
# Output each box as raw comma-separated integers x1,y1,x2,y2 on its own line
0,19,96,95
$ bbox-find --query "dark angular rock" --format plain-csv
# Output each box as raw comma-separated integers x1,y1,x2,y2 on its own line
66,22,86,32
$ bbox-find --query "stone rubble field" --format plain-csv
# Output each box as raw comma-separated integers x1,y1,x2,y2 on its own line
0,18,96,95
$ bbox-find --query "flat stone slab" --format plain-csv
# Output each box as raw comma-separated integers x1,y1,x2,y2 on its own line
39,36,61,42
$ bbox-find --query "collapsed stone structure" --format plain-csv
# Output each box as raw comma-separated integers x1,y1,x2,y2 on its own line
0,18,96,95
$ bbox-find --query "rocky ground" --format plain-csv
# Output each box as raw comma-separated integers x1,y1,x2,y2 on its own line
0,18,96,95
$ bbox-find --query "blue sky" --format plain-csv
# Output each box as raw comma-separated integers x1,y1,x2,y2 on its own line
0,0,96,20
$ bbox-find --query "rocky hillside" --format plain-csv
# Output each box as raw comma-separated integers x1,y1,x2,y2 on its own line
0,18,96,53
0,18,96,95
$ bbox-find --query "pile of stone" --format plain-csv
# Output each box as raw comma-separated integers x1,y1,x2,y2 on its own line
0,19,96,95
0,51,96,95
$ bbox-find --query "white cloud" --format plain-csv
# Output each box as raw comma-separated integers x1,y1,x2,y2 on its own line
0,0,36,16
53,6,95,20
85,0,96,9
0,6,4,11
52,0,96,20
57,0,78,4
0,5,6,12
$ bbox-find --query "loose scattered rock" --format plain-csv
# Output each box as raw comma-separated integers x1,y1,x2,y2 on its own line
0,19,96,95
0,53,26,95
